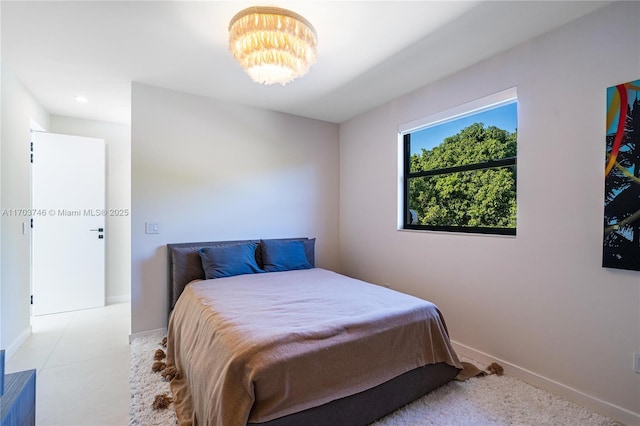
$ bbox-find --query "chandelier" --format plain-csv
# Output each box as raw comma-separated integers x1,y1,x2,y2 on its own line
228,6,318,86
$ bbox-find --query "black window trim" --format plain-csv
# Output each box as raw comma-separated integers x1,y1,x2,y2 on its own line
401,116,517,236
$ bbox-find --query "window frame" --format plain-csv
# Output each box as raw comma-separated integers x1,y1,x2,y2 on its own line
398,88,518,236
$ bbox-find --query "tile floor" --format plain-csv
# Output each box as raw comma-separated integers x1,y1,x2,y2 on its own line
6,302,131,426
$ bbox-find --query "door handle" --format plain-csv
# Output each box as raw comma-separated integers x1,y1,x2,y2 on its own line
89,228,104,232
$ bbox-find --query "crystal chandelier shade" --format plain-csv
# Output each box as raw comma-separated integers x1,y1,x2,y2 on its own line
229,6,318,86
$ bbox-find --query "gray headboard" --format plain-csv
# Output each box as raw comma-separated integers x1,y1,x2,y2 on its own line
167,238,314,312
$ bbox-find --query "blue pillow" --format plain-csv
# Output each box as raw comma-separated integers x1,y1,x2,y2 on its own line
261,239,313,272
198,242,262,279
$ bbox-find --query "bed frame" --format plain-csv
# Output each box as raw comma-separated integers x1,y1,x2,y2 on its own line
167,239,458,426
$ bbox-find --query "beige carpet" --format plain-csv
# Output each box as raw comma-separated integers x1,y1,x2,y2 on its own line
130,333,620,426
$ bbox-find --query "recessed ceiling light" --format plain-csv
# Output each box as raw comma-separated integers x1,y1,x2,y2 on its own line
75,96,88,103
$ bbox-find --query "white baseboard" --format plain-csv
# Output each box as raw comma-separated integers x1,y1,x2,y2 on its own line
451,340,640,426
106,294,130,304
5,325,32,360
128,327,167,344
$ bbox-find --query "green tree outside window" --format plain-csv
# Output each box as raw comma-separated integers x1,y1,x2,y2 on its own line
404,106,517,235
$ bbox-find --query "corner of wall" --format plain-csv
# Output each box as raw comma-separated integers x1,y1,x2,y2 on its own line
1,63,50,351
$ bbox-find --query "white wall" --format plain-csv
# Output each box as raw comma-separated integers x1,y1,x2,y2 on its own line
1,0,3,350
131,83,340,334
339,2,639,424
49,115,131,304
0,63,49,354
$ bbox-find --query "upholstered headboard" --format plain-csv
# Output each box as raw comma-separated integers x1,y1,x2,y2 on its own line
167,238,315,312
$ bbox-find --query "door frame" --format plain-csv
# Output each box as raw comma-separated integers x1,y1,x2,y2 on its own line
29,119,46,317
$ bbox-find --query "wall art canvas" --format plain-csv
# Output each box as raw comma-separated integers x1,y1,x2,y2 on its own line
603,79,640,271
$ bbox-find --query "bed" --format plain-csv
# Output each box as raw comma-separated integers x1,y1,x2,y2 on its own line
166,238,462,426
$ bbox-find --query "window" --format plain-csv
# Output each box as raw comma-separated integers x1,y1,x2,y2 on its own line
400,88,518,235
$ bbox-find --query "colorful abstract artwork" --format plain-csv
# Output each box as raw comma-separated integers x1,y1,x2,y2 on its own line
603,79,640,271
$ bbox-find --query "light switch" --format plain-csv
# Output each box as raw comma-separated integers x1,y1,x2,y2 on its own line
145,222,160,234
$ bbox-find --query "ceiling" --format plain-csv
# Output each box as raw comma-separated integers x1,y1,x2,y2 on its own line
1,1,610,125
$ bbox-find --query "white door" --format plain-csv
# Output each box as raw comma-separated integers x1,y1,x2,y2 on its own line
31,132,106,315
